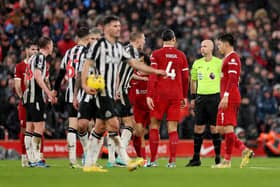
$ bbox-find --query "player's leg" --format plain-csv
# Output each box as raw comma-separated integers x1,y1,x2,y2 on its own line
18,103,28,167
32,121,45,166
24,121,34,163
121,116,134,149
167,121,178,167
186,95,207,166
83,118,107,172
208,94,221,165
133,123,143,157
149,117,161,165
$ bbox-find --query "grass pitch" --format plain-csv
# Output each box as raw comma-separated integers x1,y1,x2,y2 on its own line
0,158,279,187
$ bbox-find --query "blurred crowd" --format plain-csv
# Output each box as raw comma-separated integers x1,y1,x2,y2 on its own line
0,0,279,142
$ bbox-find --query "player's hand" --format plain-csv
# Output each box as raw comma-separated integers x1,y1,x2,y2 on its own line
84,86,96,95
155,69,167,76
146,97,154,110
51,90,57,97
219,96,229,110
181,98,188,109
190,99,195,109
51,97,58,105
73,97,79,110
142,77,149,81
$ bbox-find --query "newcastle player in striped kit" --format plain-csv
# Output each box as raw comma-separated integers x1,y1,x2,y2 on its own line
108,31,147,167
23,36,56,167
75,27,102,165
82,15,166,172
54,27,91,168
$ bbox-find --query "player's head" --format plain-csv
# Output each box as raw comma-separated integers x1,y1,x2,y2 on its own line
25,40,38,58
130,31,145,50
38,36,53,55
217,33,234,55
161,29,176,45
77,26,90,40
139,52,150,66
201,40,214,57
88,27,102,45
103,15,121,39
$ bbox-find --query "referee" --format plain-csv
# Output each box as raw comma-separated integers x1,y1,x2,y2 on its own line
186,40,222,167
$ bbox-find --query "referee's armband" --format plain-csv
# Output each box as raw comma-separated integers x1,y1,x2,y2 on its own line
191,94,197,100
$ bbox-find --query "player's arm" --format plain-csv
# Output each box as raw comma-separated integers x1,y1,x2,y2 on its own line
181,53,189,108
128,58,165,76
146,54,158,110
219,57,240,109
34,69,54,101
14,65,23,98
54,52,68,93
132,73,148,81
81,59,96,95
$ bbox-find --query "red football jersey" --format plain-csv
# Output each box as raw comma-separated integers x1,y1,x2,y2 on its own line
147,46,189,100
14,60,27,93
220,51,241,103
134,72,149,111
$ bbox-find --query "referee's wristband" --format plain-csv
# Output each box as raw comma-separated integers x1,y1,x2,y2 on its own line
191,94,197,100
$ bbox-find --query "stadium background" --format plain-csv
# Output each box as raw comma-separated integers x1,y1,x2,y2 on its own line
0,0,279,157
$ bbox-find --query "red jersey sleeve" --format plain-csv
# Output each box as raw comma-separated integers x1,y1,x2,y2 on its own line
147,52,158,98
14,64,21,80
181,52,189,98
224,56,240,95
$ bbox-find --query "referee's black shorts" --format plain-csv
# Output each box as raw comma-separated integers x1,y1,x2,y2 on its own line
195,93,220,126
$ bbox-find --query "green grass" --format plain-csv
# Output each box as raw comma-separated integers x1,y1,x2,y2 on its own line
0,158,279,187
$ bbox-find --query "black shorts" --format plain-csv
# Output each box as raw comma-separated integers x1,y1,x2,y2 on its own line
96,96,117,120
66,103,78,118
195,93,220,126
78,99,97,121
26,102,46,122
115,93,133,117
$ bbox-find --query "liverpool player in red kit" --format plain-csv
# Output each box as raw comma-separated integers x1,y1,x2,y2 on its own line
213,33,254,168
14,41,38,167
147,29,189,167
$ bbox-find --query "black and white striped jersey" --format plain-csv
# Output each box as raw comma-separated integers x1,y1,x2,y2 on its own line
86,37,132,99
60,45,87,103
23,53,47,104
118,44,139,100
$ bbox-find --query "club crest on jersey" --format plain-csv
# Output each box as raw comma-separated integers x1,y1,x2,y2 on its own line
209,72,215,79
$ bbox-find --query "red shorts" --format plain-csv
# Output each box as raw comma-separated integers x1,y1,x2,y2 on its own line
133,107,150,128
216,103,240,126
18,102,26,128
150,99,181,121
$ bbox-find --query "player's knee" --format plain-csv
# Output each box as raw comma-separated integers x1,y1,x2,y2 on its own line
194,125,205,133
210,125,218,134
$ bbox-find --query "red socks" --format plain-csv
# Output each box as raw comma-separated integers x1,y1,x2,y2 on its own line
168,131,178,163
224,132,235,161
224,132,247,161
234,134,246,152
19,132,26,155
141,147,146,160
133,135,142,157
149,129,159,162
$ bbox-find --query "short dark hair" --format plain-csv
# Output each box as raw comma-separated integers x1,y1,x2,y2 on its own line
139,52,150,66
218,33,235,47
38,36,52,48
103,15,120,26
25,40,37,49
77,27,90,38
161,29,175,41
130,31,143,42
